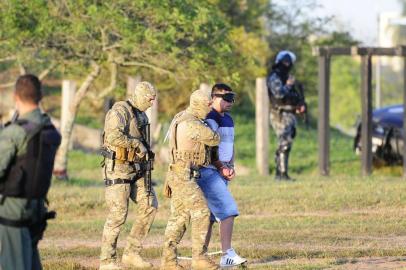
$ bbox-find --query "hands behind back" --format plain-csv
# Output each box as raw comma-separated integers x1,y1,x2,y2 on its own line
220,166,235,181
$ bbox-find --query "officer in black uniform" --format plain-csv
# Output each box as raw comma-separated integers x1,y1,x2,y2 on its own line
267,50,306,180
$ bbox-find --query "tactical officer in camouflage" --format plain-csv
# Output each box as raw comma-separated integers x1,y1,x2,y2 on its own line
99,81,158,270
0,74,61,270
161,88,220,270
267,50,306,181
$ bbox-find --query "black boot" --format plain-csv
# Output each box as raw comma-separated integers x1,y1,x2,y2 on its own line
274,151,282,180
280,150,295,181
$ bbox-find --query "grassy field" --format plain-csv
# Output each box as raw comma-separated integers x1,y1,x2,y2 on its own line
40,115,406,269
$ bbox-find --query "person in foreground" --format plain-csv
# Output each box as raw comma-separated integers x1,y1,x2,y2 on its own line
0,74,61,270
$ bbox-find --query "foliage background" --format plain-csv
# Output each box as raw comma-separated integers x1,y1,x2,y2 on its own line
0,0,370,131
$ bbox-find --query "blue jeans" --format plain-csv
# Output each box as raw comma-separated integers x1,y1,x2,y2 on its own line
197,167,239,221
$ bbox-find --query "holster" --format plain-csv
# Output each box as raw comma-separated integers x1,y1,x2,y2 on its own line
30,211,56,246
169,163,201,181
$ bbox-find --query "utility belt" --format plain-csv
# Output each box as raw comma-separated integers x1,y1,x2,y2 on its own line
169,163,201,180
271,105,296,114
0,211,56,228
104,166,144,186
105,177,137,186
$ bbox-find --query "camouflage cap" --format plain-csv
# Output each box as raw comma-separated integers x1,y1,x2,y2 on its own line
129,81,157,111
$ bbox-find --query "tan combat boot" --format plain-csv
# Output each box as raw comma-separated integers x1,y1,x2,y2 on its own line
191,256,219,270
122,253,153,268
99,261,121,270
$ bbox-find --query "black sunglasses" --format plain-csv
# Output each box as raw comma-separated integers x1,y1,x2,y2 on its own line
213,93,235,103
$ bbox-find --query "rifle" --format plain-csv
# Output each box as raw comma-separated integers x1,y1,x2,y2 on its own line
143,123,154,206
294,82,309,128
125,100,155,205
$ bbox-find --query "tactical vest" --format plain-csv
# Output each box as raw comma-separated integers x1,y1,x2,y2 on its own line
169,111,211,167
0,119,61,199
102,101,150,163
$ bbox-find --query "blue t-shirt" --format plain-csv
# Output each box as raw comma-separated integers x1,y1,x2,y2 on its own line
205,109,234,163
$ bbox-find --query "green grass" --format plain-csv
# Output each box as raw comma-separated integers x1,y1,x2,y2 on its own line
41,115,406,269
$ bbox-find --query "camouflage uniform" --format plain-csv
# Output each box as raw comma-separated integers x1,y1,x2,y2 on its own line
100,82,158,270
161,89,220,270
268,70,297,148
267,70,297,180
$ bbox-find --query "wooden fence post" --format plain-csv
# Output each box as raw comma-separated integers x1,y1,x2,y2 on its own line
61,80,76,150
318,53,331,176
146,95,159,145
402,49,406,179
256,78,269,176
360,54,373,176
126,75,141,98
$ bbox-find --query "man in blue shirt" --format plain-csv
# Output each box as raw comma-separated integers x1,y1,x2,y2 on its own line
198,83,247,267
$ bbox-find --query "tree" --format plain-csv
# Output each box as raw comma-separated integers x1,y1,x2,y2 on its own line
0,0,269,179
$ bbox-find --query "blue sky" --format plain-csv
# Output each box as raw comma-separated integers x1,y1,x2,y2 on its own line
315,0,401,45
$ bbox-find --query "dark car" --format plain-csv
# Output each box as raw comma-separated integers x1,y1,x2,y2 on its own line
354,104,404,165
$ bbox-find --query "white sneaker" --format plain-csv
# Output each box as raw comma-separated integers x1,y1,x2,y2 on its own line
219,248,247,267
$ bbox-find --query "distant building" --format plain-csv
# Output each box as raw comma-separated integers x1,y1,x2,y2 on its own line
378,12,403,71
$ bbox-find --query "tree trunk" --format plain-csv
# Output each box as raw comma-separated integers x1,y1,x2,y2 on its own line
53,63,101,180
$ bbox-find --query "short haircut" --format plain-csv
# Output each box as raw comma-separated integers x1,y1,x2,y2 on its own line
15,74,42,104
211,83,233,96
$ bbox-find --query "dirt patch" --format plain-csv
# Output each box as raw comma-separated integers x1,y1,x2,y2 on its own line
40,238,102,249
40,234,170,250
71,258,187,270
242,208,406,219
329,257,406,270
248,257,406,269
